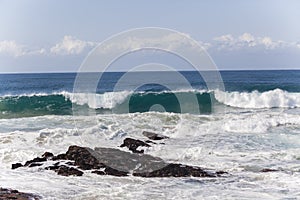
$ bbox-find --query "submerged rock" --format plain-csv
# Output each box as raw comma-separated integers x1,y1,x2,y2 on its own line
142,131,169,140
260,168,279,173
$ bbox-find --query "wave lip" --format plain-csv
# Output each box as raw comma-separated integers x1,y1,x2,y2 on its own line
215,89,300,109
63,91,132,109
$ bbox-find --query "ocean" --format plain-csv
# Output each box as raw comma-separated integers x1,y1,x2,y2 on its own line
0,70,300,199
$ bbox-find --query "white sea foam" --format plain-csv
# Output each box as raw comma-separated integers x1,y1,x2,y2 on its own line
215,89,300,108
62,91,132,109
1,110,300,199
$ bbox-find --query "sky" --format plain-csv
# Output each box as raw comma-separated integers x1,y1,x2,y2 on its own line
0,0,300,73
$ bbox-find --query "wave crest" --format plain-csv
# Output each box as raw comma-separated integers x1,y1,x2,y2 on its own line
215,89,300,109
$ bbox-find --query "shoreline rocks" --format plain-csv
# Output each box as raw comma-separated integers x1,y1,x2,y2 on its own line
12,141,227,178
0,187,40,200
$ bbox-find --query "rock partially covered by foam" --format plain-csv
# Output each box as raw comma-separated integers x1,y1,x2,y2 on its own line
120,138,151,153
134,163,218,178
142,131,169,140
12,144,226,178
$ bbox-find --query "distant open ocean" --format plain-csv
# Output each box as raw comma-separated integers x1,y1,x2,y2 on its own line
1,70,300,199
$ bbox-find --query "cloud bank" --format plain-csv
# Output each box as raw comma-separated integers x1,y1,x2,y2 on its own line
213,33,295,50
0,33,299,57
50,35,95,55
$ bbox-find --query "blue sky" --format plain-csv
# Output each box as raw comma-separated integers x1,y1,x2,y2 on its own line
0,0,300,73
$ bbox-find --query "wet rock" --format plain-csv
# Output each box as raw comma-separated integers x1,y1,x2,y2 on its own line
260,168,279,172
92,170,105,175
0,187,40,200
45,165,60,171
42,152,54,159
120,138,151,153
92,167,128,177
13,144,226,178
24,157,47,167
142,131,169,140
145,140,157,144
52,153,66,160
93,147,166,174
104,166,128,176
56,165,84,176
12,163,23,169
133,163,216,178
45,162,61,171
28,162,43,168
64,145,105,170
216,171,228,175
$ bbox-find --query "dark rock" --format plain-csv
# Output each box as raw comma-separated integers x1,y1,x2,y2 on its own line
56,165,84,176
0,187,40,199
64,145,105,170
92,170,105,175
12,163,23,169
133,163,216,178
45,162,61,171
52,153,66,160
24,157,46,167
216,171,228,175
45,165,60,171
260,168,279,172
104,167,128,176
145,140,157,144
65,161,75,166
42,152,54,159
120,138,151,153
93,147,166,174
12,144,226,178
28,162,43,168
142,131,169,140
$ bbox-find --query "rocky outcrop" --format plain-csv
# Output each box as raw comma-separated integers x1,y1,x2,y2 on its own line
12,142,227,178
0,187,40,200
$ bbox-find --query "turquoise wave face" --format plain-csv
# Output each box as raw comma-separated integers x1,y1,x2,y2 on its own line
1,87,299,119
0,92,214,119
125,92,212,114
0,95,73,118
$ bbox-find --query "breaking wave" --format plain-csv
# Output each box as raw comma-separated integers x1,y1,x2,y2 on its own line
0,88,299,118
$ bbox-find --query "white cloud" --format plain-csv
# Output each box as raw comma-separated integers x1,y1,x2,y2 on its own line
1,33,299,59
0,40,46,57
213,33,292,50
214,34,234,43
239,33,256,47
0,40,25,57
50,35,95,55
96,33,211,55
